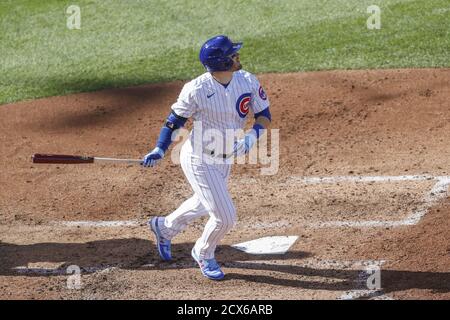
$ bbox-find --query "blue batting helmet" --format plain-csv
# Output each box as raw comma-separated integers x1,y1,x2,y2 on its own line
199,35,243,72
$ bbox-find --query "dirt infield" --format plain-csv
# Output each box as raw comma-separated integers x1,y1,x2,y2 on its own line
0,68,449,300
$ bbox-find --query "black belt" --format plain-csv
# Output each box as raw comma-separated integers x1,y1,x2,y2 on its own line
203,149,232,159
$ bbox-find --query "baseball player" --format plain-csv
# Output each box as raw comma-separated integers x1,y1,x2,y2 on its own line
142,35,271,280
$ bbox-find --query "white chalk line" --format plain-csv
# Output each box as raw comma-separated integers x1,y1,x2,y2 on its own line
306,176,450,228
13,265,119,276
239,175,449,228
236,175,441,185
20,175,439,299
54,220,141,228
140,258,393,300
309,259,393,300
48,175,449,229
10,258,394,299
12,259,381,274
287,175,444,184
339,290,394,300
53,219,292,230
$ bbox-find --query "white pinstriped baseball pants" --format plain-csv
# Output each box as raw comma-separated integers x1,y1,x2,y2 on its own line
159,140,236,260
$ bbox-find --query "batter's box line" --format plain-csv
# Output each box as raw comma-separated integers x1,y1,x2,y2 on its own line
12,265,120,276
238,175,450,228
223,258,393,300
49,175,449,229
338,290,394,300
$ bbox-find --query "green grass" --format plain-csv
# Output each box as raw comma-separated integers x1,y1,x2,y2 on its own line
0,0,449,104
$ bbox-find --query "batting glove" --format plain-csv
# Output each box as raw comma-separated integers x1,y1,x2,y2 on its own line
233,132,257,157
142,147,165,167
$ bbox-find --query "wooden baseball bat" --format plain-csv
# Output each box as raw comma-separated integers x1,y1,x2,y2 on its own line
31,154,142,165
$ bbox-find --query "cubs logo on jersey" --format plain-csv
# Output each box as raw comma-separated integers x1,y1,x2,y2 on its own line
236,93,251,118
258,86,267,100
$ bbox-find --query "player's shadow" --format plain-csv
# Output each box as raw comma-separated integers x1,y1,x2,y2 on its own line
0,238,311,276
0,238,154,276
223,262,450,296
1,238,448,296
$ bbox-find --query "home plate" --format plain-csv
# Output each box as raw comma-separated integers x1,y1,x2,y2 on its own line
231,236,298,254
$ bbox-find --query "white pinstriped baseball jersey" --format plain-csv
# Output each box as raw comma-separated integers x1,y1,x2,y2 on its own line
171,70,270,155
158,70,270,260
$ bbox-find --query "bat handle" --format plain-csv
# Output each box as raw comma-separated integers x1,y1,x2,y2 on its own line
93,157,143,164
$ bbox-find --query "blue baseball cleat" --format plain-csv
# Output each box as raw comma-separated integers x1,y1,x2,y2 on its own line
191,248,225,281
149,217,172,261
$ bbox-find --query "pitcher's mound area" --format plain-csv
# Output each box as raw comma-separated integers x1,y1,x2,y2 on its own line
0,68,449,299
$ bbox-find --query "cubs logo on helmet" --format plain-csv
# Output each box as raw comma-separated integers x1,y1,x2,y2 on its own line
236,93,251,118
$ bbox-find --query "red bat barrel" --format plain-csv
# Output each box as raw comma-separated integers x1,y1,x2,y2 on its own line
32,154,94,164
